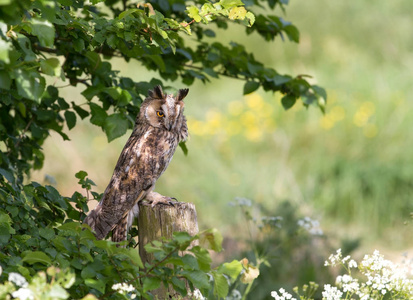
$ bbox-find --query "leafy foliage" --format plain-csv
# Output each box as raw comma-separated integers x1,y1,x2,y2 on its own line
0,0,325,179
0,172,247,299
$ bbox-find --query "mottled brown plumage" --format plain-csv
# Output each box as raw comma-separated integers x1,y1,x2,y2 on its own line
83,86,189,242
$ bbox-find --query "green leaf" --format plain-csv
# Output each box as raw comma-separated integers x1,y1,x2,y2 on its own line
312,85,327,100
0,225,12,245
182,270,210,289
281,95,296,110
119,8,141,20
143,277,161,292
57,0,72,5
73,38,85,52
220,0,244,9
283,24,300,42
228,6,247,20
0,211,14,245
173,231,193,248
104,113,129,142
120,248,143,268
58,98,70,109
119,90,132,106
302,93,317,106
179,142,188,156
81,86,101,100
0,70,11,90
39,227,55,240
14,69,46,102
191,246,212,272
102,87,121,100
243,81,260,95
85,51,101,72
186,6,202,22
40,58,61,76
72,103,89,119
64,111,77,130
218,260,243,279
89,103,108,127
213,272,229,298
30,19,55,48
0,37,11,64
200,228,223,252
0,0,12,5
181,254,199,270
22,251,52,265
272,74,291,85
75,170,88,180
245,11,255,26
85,278,106,293
81,265,97,279
171,277,186,295
0,168,14,183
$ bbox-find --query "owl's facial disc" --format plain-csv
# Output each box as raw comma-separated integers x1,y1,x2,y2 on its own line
144,90,186,131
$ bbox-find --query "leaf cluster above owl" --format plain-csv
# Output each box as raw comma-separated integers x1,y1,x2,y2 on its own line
83,86,189,242
1,0,326,183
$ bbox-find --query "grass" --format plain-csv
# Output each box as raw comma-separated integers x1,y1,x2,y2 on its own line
33,0,413,260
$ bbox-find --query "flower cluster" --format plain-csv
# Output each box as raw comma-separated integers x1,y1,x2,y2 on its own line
271,288,297,300
8,272,34,300
322,284,343,300
297,217,323,236
112,282,137,299
273,249,413,300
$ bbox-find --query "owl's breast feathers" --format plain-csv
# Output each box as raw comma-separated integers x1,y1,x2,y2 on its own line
83,126,182,239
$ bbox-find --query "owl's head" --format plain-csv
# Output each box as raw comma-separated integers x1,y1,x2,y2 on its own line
141,85,189,131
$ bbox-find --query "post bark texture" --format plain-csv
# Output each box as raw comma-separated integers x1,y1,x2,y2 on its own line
138,202,199,299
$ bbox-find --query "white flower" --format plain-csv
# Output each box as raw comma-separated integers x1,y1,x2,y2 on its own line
270,288,296,300
11,288,34,300
112,282,135,295
297,217,323,236
348,259,357,268
325,249,342,267
193,289,205,300
322,284,343,300
8,273,28,288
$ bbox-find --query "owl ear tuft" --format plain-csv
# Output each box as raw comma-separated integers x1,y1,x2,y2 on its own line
148,85,164,99
177,88,189,101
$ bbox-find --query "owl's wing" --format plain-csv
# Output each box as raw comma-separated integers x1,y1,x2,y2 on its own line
111,214,128,242
111,201,140,242
84,131,170,240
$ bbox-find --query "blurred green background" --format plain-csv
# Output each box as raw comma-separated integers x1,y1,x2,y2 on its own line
32,0,413,295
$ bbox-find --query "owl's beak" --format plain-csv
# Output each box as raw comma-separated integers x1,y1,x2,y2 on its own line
167,124,173,131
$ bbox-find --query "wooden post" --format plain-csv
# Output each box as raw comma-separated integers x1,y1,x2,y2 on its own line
138,202,199,299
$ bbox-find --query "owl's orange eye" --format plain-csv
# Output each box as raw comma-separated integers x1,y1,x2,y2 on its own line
157,111,164,118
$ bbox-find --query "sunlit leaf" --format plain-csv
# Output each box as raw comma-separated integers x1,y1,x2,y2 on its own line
30,19,55,47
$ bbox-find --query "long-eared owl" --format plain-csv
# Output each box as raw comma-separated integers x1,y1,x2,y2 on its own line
83,85,189,242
